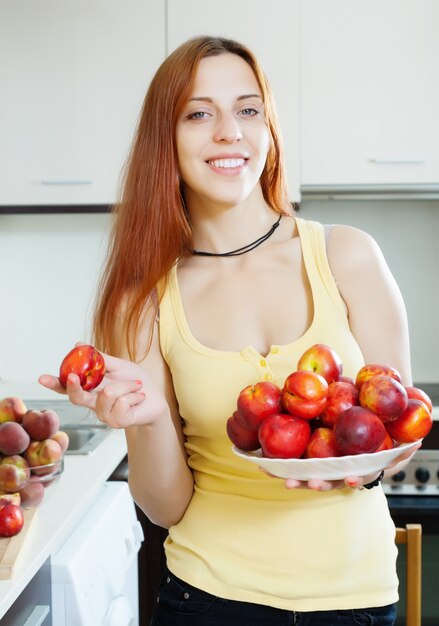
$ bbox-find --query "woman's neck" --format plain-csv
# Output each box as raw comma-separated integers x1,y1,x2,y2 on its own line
186,188,283,255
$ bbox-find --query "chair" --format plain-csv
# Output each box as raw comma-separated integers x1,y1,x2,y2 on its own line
395,524,422,626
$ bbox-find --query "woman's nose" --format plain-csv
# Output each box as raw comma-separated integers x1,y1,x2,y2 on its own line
213,114,243,143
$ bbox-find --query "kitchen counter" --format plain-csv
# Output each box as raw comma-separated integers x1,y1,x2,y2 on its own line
0,421,127,618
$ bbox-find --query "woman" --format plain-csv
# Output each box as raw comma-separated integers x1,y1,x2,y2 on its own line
40,36,419,625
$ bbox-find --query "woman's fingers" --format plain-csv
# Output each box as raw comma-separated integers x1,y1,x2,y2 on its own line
284,478,303,489
94,380,146,427
63,373,97,409
284,478,333,490
106,393,146,428
284,477,352,491
96,380,143,409
344,475,363,489
308,478,346,491
99,352,132,375
38,374,68,395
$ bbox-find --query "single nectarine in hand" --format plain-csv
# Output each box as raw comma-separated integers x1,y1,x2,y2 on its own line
59,344,105,391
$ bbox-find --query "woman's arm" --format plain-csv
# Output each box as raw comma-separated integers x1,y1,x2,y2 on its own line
39,304,194,528
283,223,418,491
327,224,412,384
120,306,194,528
327,224,417,481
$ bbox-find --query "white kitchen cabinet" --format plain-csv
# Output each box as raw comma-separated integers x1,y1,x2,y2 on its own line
166,0,301,202
0,1,165,206
300,0,439,190
1,559,52,626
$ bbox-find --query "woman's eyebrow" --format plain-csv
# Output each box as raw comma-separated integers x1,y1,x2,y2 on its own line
237,94,263,101
188,94,263,103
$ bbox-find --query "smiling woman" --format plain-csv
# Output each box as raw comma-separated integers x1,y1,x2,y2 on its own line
39,35,414,626
175,54,271,221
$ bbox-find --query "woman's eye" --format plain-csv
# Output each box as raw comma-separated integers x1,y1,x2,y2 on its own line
187,111,209,120
240,107,259,116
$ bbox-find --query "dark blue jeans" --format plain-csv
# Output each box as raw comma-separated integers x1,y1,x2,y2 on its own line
150,569,397,625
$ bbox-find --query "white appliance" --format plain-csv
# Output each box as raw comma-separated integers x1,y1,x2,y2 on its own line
51,481,144,626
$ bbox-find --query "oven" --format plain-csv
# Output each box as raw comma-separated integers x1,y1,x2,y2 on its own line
383,384,439,626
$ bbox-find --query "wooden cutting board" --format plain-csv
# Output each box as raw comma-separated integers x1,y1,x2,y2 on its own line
0,508,38,579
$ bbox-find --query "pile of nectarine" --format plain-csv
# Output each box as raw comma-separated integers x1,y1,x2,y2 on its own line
227,344,433,460
0,397,69,533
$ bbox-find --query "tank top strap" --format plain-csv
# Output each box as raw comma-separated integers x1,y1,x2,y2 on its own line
294,216,347,317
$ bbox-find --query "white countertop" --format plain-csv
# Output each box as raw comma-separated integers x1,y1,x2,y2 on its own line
0,425,127,618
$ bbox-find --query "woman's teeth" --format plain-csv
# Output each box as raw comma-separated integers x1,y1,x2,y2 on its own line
208,158,245,168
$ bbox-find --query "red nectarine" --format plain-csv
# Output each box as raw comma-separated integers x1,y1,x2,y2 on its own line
359,375,408,423
226,412,260,451
59,345,105,391
320,380,359,428
258,414,311,459
355,363,402,389
333,406,387,455
297,343,343,384
282,370,328,419
386,399,433,443
405,386,433,413
237,381,282,430
305,427,339,458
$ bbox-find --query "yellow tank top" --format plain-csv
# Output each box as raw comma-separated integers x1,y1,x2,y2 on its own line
159,217,398,611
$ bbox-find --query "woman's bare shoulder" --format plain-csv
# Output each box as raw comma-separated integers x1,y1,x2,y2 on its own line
325,223,386,279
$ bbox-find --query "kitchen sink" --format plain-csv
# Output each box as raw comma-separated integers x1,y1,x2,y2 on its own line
62,423,111,455
22,399,111,455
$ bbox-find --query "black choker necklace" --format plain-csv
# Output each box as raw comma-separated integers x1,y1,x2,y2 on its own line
189,215,282,257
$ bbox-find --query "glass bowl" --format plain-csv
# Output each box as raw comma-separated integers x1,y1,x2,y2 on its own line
27,457,64,482
0,456,64,507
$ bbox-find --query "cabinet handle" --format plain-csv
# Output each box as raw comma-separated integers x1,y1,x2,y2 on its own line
22,605,50,626
368,158,425,165
39,179,93,185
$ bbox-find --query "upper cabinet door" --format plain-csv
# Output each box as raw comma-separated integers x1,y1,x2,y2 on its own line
300,0,439,188
0,1,165,206
167,0,300,202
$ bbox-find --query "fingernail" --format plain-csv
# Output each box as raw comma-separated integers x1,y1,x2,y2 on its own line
346,480,357,488
135,380,142,385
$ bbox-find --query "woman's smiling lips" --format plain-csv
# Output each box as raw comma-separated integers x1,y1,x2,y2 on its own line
205,154,249,176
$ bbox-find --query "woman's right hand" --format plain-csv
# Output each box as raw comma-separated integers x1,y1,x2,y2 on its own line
38,351,169,429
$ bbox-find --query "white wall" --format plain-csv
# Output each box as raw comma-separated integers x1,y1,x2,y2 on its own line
0,213,111,384
300,199,439,383
0,202,438,386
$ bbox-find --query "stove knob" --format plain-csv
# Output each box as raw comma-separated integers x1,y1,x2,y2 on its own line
415,467,430,484
391,471,406,483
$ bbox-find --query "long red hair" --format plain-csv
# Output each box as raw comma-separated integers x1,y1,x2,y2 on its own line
93,36,291,359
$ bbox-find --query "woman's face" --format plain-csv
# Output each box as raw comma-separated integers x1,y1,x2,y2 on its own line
176,53,270,210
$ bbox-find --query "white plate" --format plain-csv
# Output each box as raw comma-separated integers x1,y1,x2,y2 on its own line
232,442,419,481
